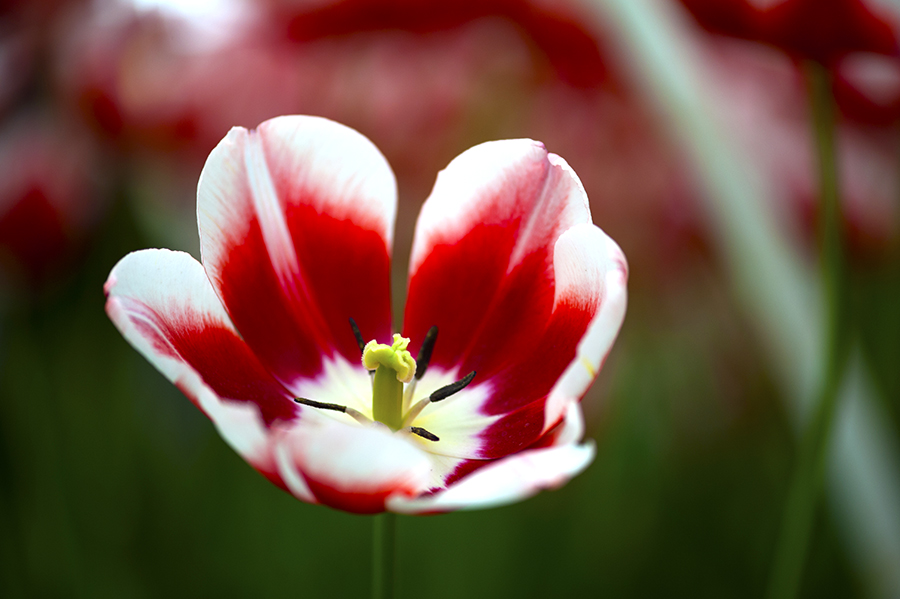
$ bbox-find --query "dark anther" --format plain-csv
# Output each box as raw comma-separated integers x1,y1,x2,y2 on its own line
415,325,438,380
348,318,366,355
294,398,347,413
410,426,440,442
429,370,476,402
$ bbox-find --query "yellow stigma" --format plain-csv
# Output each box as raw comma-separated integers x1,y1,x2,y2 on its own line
362,334,417,384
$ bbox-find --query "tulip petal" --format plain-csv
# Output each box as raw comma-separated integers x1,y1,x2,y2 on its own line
104,249,296,483
543,224,628,431
389,401,590,514
405,141,627,454
276,414,432,514
198,115,396,393
404,140,591,382
389,442,594,513
472,224,626,454
532,397,587,449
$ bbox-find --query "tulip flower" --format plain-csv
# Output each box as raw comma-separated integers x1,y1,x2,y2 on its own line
104,115,627,514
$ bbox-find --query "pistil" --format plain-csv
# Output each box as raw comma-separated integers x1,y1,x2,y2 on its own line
363,334,416,431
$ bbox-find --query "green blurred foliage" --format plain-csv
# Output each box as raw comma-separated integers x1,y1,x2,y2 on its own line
855,257,900,433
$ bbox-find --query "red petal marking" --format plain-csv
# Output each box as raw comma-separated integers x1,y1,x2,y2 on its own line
284,203,393,360
126,298,297,427
457,250,554,380
476,396,546,459
404,220,522,372
527,405,578,450
443,458,492,488
303,479,395,514
478,293,595,416
216,211,388,387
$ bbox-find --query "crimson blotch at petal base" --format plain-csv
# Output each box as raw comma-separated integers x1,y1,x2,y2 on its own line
104,115,627,514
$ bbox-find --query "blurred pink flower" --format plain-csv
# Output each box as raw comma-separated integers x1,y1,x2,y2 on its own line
104,115,628,513
57,1,303,161
697,35,899,258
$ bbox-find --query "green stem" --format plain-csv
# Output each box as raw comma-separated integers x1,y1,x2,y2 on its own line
372,512,396,599
766,62,850,599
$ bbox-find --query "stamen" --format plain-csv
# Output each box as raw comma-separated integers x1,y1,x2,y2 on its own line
409,426,440,442
348,318,366,355
350,318,376,375
402,397,429,426
415,326,438,380
294,397,371,425
403,370,479,426
294,398,346,412
430,370,476,402
404,326,437,406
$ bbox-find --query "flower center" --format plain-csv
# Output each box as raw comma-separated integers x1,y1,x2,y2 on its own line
293,319,476,442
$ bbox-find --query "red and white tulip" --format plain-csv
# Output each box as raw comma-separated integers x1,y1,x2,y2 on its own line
104,115,627,514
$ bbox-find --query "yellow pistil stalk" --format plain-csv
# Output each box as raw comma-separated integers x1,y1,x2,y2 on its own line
362,334,416,431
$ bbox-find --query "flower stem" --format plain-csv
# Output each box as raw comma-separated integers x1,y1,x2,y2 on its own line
372,512,396,599
766,61,850,599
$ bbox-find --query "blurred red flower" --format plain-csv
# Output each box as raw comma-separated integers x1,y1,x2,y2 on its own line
0,116,102,284
56,0,703,289
679,0,899,63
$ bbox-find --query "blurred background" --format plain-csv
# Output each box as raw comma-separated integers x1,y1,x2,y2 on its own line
1,0,898,597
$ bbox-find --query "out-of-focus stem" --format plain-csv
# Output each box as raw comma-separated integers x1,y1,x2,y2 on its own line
372,512,396,599
766,61,850,599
